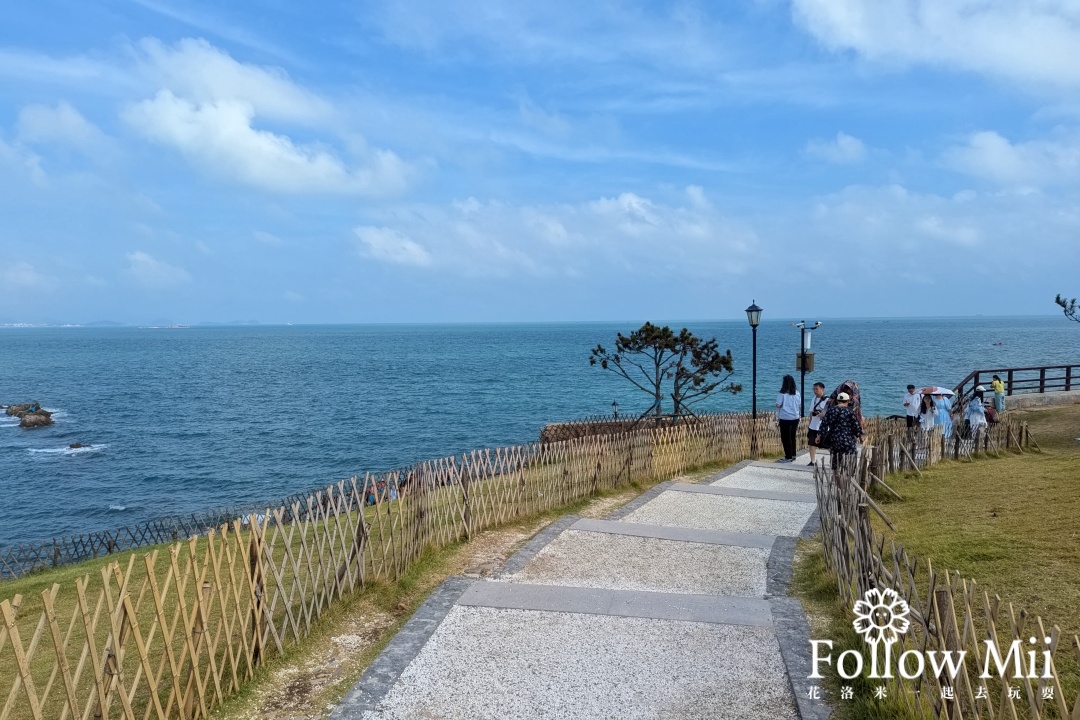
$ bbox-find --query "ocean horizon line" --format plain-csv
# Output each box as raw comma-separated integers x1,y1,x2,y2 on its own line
1,312,1073,330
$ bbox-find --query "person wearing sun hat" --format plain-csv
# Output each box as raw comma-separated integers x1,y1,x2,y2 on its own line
821,390,862,473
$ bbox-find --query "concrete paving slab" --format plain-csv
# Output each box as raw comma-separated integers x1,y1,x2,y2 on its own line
498,529,769,596
749,459,817,473
571,517,775,549
622,491,816,537
459,580,774,626
708,464,818,495
669,482,816,503
356,605,799,720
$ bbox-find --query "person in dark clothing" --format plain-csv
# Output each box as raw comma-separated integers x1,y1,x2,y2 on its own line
822,391,862,475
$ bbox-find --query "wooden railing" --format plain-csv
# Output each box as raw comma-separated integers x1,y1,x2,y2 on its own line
954,364,1080,405
814,419,1073,719
0,412,807,720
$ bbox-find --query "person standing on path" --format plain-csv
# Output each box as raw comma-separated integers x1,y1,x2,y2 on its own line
903,384,920,430
807,382,829,465
775,374,801,463
991,375,1006,412
822,392,862,475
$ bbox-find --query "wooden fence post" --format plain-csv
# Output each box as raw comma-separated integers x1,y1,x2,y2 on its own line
462,471,472,540
248,520,265,668
183,580,213,720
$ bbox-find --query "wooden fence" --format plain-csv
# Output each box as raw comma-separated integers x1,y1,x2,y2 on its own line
813,419,1078,718
0,411,799,720
954,364,1080,406
1,412,806,580
0,492,319,580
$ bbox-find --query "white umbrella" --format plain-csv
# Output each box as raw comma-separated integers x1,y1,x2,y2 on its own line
920,386,955,396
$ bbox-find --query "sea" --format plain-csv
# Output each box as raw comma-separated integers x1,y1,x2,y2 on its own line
1,316,1076,548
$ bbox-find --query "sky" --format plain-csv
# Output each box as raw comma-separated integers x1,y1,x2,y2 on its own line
2,0,1079,325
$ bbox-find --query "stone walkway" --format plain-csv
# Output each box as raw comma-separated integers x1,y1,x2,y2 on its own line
331,456,830,720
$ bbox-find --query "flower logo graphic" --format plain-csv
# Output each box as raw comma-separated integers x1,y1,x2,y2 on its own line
852,588,910,645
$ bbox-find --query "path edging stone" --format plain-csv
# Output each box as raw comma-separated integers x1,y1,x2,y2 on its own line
329,576,473,719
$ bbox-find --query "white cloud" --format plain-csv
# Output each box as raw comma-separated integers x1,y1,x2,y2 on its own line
360,186,755,277
126,251,190,289
135,38,329,123
124,39,415,195
804,132,867,164
123,91,413,195
17,102,109,154
253,230,283,246
0,137,46,186
354,226,433,267
1,261,50,289
284,290,303,302
792,0,1080,91
943,130,1080,186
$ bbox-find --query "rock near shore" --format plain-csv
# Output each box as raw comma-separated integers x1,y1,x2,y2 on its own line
20,411,54,428
4,402,54,427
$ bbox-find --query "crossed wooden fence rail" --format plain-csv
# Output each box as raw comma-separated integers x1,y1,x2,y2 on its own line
814,419,1079,718
0,411,799,720
0,492,319,580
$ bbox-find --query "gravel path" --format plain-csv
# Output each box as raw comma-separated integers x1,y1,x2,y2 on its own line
498,529,769,596
622,492,816,537
361,606,797,720
334,454,824,720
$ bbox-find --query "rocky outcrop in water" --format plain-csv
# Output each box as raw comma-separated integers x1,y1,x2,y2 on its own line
4,402,54,428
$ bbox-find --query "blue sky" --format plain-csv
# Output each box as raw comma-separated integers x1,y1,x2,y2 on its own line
2,1,1079,324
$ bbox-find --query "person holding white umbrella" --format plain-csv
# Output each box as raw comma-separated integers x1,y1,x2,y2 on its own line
918,393,936,434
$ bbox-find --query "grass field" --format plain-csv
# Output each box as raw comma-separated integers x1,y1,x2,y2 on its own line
871,404,1080,632
793,402,1080,718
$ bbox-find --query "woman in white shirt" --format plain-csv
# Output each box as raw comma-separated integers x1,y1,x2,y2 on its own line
807,382,829,466
919,394,936,434
775,374,801,462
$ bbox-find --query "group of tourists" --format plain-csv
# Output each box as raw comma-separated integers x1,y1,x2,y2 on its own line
773,371,1006,467
775,375,862,467
902,378,1002,439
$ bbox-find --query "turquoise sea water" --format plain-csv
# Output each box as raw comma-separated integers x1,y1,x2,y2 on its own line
1,317,1076,547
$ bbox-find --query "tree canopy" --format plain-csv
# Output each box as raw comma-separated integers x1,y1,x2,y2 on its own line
1055,294,1079,323
589,322,740,417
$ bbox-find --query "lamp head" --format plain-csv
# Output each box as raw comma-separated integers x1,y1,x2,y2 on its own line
745,302,763,328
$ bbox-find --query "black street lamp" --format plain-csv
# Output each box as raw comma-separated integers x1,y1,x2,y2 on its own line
611,400,619,419
794,320,821,416
745,302,762,419
746,302,762,458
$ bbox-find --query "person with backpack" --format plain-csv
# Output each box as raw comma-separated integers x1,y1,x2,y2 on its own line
821,391,862,473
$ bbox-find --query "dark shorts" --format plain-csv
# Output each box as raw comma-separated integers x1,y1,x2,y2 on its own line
807,428,820,445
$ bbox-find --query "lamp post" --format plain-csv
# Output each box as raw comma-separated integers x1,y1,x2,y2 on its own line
794,320,821,416
745,302,762,418
745,302,762,458
612,400,619,419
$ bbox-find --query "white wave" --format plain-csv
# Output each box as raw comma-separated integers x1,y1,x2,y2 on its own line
108,504,127,511
28,444,107,456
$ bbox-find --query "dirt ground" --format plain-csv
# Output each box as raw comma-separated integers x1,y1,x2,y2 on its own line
212,476,698,720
